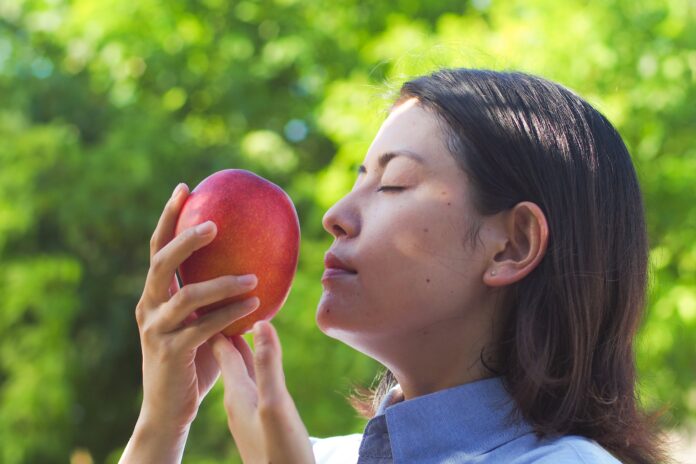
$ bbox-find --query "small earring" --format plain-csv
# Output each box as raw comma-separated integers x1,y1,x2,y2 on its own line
490,270,497,276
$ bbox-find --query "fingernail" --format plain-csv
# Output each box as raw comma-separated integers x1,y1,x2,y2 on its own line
238,274,257,286
244,297,260,310
195,221,215,235
171,183,186,199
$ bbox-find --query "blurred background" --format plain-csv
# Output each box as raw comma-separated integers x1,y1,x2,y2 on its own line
0,0,695,462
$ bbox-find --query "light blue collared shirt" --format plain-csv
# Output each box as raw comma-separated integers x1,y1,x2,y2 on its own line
310,376,621,463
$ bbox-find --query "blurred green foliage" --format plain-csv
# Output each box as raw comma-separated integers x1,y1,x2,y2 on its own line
0,0,694,462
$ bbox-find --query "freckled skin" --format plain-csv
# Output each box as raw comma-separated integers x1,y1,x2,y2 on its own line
317,98,507,398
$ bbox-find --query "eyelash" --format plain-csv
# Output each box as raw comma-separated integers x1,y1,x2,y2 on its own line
377,186,404,193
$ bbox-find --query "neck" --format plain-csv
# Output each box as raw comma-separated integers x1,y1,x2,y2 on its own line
372,313,500,400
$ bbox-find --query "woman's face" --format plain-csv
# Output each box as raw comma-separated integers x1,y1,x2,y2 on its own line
318,97,496,356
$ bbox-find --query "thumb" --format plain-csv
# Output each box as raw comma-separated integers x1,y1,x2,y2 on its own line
209,334,252,383
253,320,288,405
252,321,314,463
209,334,257,417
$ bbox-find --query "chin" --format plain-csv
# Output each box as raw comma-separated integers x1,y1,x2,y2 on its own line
315,298,355,337
315,304,390,361
316,298,355,336
315,302,332,334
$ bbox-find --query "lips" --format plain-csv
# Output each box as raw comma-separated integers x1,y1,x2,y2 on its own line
324,251,357,273
321,268,356,280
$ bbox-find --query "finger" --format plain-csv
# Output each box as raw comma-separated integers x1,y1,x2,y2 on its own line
253,321,314,463
231,335,256,383
157,275,258,332
253,321,289,407
176,296,260,349
194,342,221,397
150,183,189,260
144,220,218,304
209,333,258,419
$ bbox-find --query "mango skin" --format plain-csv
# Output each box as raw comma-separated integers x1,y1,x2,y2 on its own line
174,169,300,336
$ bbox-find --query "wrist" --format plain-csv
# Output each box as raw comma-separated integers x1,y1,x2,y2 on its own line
136,408,193,437
119,414,191,464
135,415,191,439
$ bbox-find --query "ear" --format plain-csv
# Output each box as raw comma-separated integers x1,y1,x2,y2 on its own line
482,201,549,287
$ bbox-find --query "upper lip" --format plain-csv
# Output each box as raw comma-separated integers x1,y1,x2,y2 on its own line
324,251,357,273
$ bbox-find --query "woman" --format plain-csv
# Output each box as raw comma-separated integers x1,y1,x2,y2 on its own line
120,69,666,463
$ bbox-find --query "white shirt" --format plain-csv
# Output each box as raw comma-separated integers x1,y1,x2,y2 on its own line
309,433,362,463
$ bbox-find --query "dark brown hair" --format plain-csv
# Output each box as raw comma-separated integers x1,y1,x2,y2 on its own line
348,69,668,464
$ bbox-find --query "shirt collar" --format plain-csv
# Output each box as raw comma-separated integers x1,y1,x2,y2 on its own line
375,383,405,416
375,376,534,461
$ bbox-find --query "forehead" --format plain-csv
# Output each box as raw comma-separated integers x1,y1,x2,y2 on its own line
363,97,451,170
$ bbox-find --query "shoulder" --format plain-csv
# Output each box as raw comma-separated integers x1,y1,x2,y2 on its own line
309,433,362,464
511,434,622,464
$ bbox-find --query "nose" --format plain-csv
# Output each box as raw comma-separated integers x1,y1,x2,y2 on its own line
322,196,358,239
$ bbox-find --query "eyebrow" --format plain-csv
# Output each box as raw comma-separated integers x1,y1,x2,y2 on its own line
357,150,425,174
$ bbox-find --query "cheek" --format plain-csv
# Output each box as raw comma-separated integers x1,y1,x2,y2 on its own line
387,219,477,318
318,207,478,336
382,196,484,319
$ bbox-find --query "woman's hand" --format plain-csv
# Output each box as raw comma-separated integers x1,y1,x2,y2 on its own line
120,183,260,464
210,320,315,464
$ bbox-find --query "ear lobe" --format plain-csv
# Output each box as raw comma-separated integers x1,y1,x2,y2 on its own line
484,201,549,287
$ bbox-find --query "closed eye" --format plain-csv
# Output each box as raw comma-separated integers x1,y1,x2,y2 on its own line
377,186,405,192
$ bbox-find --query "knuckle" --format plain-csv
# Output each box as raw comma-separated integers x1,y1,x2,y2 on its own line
135,301,146,325
141,321,157,339
258,396,284,419
254,346,273,368
175,286,195,306
150,252,165,272
257,401,273,418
